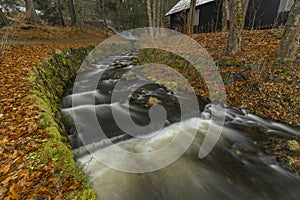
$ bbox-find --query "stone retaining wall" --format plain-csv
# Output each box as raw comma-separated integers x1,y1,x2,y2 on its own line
28,47,97,199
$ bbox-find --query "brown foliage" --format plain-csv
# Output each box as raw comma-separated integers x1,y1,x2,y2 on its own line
194,29,300,125
0,24,103,199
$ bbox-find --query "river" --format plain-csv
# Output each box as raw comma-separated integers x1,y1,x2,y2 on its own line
61,51,300,200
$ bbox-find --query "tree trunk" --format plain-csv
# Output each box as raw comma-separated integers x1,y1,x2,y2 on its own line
68,0,77,26
227,0,244,55
187,0,196,35
25,0,38,22
42,1,49,11
147,0,153,27
56,0,65,26
160,0,164,27
147,0,155,39
0,9,8,28
222,0,228,31
277,0,300,62
157,0,161,27
100,0,109,34
242,0,250,20
153,0,157,27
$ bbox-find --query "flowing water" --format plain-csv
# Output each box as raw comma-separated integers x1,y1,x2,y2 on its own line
61,51,300,200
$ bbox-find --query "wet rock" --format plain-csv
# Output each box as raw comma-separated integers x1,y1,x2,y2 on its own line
146,97,161,107
286,140,300,152
287,156,295,165
114,61,129,68
131,56,139,64
123,71,136,80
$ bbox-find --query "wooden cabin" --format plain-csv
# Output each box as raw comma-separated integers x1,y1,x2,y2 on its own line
166,0,294,33
277,0,294,26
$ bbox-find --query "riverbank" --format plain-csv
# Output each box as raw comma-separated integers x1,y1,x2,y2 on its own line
138,28,300,176
140,29,300,126
193,29,299,126
0,23,103,199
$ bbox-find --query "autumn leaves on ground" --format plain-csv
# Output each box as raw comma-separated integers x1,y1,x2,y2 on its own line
0,22,106,199
0,22,299,198
193,30,300,125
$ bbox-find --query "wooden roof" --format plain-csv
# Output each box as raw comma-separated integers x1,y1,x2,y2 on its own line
166,0,294,16
165,0,214,16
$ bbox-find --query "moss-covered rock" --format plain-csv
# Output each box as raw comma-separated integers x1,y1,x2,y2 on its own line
114,61,129,68
286,140,300,152
28,46,97,199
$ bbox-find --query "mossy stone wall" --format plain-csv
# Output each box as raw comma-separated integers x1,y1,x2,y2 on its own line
28,47,97,199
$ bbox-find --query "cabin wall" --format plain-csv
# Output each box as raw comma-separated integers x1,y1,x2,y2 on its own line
170,11,187,33
245,0,281,30
195,1,222,33
168,0,288,33
170,1,222,33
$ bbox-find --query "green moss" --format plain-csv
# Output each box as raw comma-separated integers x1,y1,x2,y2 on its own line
163,81,178,91
27,46,97,199
138,48,190,70
131,56,139,64
287,156,295,165
115,61,128,68
286,140,300,152
62,112,73,123
67,189,98,200
123,71,137,81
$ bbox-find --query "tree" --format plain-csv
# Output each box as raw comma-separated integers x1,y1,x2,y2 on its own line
242,0,249,20
147,0,153,27
222,0,228,31
24,0,38,22
68,0,76,26
1,0,20,12
147,0,155,39
277,0,300,62
0,9,9,28
187,0,196,35
99,0,108,27
157,0,161,27
147,0,161,28
55,0,65,26
158,0,178,27
81,0,147,30
227,0,249,55
227,0,243,54
147,0,163,38
34,0,65,25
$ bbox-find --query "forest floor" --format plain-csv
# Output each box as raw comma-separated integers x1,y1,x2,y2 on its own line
193,30,300,126
0,22,107,199
0,21,299,199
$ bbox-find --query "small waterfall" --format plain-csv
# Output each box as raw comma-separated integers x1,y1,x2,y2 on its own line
76,116,300,200
61,51,300,200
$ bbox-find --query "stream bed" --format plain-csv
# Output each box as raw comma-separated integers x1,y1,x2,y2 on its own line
61,51,300,200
